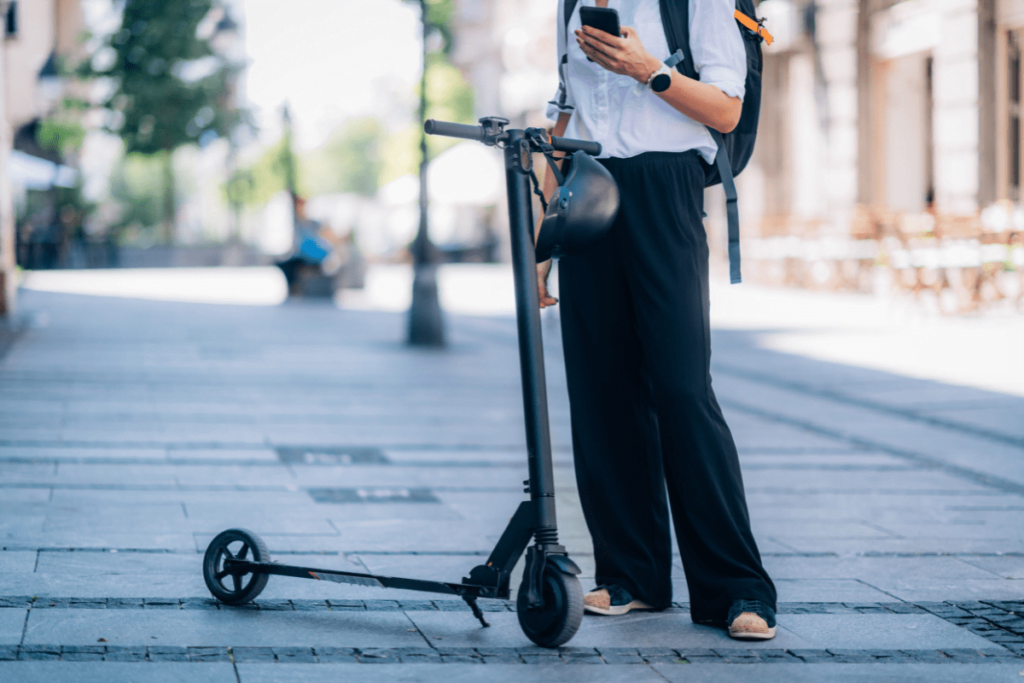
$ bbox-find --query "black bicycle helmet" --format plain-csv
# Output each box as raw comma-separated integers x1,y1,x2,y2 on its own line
535,150,619,262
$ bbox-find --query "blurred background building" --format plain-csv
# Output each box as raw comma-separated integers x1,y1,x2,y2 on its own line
446,0,1024,312
1,0,1022,317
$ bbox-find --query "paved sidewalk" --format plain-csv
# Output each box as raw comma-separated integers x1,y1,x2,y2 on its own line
2,267,1024,682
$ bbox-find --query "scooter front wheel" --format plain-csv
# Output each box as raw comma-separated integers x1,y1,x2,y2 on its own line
516,565,583,648
203,528,270,605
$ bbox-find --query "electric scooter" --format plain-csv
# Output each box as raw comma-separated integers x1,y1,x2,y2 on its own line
202,116,602,648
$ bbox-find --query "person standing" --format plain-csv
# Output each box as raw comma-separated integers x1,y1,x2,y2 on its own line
536,0,778,640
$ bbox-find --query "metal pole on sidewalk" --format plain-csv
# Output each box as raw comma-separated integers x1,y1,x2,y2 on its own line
407,0,445,347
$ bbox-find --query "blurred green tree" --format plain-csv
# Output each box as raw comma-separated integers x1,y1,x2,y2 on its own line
81,0,247,244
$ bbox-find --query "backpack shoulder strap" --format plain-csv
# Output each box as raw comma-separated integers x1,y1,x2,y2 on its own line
564,0,579,37
552,0,581,113
660,0,742,284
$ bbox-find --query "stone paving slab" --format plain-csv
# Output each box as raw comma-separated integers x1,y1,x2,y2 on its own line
0,661,237,682
0,608,26,643
405,611,817,650
780,614,998,650
237,663,670,682
23,609,427,648
652,663,1024,683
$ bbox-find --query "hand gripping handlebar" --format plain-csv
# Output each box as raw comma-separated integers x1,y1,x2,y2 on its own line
424,118,602,157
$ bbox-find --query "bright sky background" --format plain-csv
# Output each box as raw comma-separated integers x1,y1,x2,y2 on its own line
241,0,424,150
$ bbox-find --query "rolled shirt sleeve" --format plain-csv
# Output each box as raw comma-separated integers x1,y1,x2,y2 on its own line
545,0,576,120
689,0,747,101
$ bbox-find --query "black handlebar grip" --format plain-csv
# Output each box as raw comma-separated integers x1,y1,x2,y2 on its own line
424,120,486,141
550,136,602,157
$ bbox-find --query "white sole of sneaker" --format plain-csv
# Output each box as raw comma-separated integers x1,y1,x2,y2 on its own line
583,600,653,616
728,626,777,640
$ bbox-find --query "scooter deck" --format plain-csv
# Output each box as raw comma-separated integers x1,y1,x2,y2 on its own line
224,559,491,598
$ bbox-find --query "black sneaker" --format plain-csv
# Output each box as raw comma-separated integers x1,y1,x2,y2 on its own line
583,585,653,616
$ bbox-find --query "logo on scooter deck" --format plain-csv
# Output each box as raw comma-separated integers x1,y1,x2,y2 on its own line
308,571,384,587
307,487,440,504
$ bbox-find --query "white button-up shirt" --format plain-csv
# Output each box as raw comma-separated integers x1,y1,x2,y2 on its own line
546,0,747,163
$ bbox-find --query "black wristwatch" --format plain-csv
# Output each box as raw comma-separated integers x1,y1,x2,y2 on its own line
649,64,673,93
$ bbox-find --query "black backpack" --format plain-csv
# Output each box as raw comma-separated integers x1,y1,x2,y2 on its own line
558,0,768,284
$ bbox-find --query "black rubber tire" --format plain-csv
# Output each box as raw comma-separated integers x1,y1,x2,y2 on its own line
203,528,270,605
516,564,584,648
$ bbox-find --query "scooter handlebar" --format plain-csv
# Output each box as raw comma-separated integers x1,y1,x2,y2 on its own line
424,119,602,157
549,135,601,157
423,120,486,141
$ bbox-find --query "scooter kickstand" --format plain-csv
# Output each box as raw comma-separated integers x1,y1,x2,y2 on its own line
462,596,490,628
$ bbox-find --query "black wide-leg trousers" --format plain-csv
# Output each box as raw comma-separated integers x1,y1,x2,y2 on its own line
557,150,776,624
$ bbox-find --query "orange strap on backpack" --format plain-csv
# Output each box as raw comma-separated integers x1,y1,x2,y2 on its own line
734,10,773,46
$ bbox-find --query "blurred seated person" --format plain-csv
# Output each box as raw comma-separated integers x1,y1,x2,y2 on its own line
275,194,333,294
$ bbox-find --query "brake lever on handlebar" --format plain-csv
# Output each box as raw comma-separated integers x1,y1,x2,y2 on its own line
479,116,510,146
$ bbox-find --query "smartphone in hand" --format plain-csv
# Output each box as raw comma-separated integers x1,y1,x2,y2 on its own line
578,7,621,62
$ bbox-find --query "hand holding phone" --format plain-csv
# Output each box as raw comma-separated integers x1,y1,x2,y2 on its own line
578,7,621,62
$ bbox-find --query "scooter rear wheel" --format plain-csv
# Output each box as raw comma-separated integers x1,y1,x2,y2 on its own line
203,528,270,605
516,565,584,648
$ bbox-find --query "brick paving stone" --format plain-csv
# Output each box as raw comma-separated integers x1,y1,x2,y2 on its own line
0,597,32,608
908,650,951,662
326,600,365,610
357,649,400,663
61,651,104,660
103,646,147,662
521,654,564,664
400,653,442,663
474,647,520,656
254,600,292,611
148,646,188,662
229,647,275,663
713,649,762,663
364,600,400,611
18,645,61,661
479,601,513,612
828,648,882,663
180,599,220,610
272,647,316,663
637,647,678,657
941,648,987,661
563,654,604,664
861,649,912,662
601,654,645,664
441,654,483,663
760,650,799,663
188,646,231,662
433,601,469,612
34,598,70,609
291,600,329,611
396,600,435,611
598,647,640,656
482,655,523,664
143,599,180,609
0,645,19,660
790,649,833,663
61,645,107,654
882,603,927,614
68,599,107,609
434,647,479,656
106,598,145,609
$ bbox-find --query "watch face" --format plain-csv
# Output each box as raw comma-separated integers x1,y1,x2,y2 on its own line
652,72,671,93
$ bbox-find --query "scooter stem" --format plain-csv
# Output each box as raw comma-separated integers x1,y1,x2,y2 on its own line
503,129,558,535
